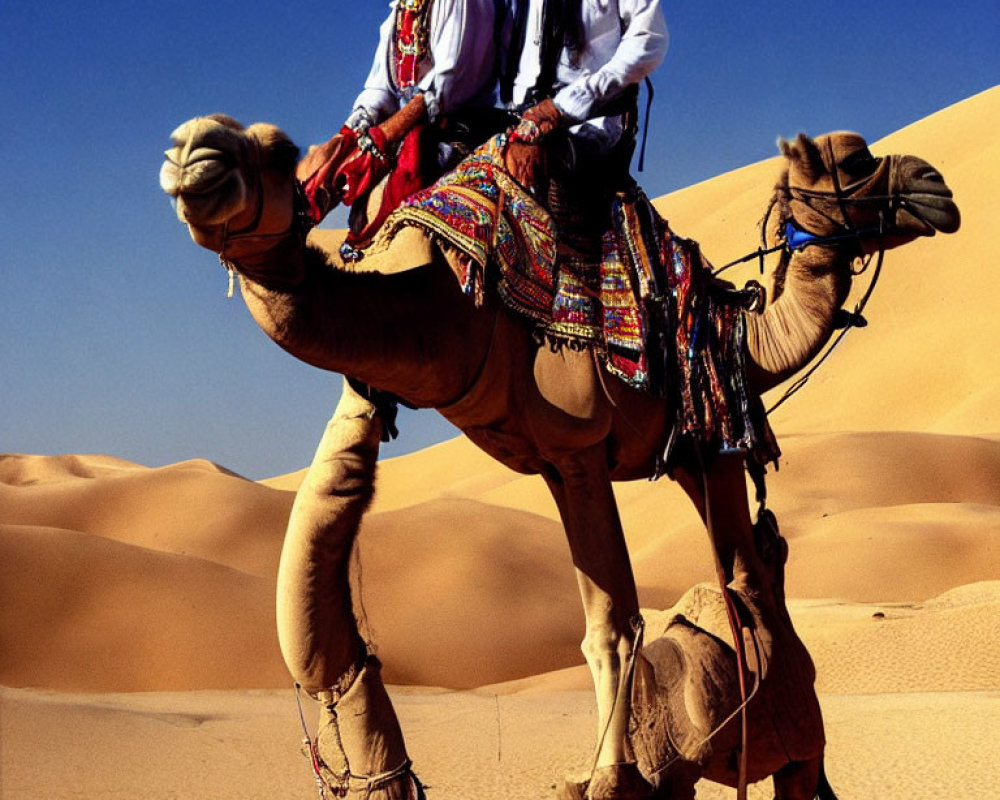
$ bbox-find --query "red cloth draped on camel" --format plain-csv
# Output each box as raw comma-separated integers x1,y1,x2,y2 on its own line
296,0,504,257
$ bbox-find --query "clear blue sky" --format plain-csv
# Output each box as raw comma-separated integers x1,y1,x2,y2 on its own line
2,1,996,479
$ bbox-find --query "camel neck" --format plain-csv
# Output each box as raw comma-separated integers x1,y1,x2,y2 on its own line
744,245,854,393
237,247,495,409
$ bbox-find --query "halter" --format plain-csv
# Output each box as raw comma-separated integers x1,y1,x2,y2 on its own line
217,151,315,297
711,144,902,414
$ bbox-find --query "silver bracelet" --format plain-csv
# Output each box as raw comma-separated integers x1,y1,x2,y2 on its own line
357,130,389,162
346,107,374,135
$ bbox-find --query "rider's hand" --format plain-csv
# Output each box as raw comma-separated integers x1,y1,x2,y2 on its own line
505,98,562,193
339,126,392,206
296,127,358,224
521,98,563,137
505,140,545,192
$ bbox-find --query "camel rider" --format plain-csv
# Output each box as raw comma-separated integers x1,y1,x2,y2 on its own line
502,0,667,256
298,0,507,259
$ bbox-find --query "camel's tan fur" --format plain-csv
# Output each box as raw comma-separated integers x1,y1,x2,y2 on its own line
160,117,958,799
631,512,829,800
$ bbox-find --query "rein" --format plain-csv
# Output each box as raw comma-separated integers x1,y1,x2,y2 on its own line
766,211,886,413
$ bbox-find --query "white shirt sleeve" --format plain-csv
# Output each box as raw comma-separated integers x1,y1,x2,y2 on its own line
351,0,498,125
553,0,668,123
418,0,498,122
351,3,403,125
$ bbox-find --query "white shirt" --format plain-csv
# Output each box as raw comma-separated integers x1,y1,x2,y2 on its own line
509,0,667,149
352,0,500,125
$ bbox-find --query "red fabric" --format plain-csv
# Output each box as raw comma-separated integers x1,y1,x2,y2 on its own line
344,124,429,250
296,127,396,226
296,126,357,224
394,0,431,89
296,120,433,248
340,127,392,206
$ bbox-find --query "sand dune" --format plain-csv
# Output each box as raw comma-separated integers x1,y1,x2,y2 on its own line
2,87,999,798
0,452,146,484
0,455,291,578
0,522,289,691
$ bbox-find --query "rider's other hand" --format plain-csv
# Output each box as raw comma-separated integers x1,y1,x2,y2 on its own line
521,99,562,137
505,140,544,191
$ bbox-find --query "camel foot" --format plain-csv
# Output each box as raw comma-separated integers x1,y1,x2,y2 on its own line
558,764,653,800
557,774,588,800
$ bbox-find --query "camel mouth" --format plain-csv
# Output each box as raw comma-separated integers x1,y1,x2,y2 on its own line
890,158,961,236
160,143,248,226
160,147,238,198
897,193,961,236
162,165,248,227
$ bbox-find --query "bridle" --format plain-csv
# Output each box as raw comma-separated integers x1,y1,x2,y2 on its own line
712,142,905,414
217,139,314,296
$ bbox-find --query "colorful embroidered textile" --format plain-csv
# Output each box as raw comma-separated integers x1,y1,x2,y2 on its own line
600,196,658,388
603,190,779,468
378,136,557,322
377,139,778,468
549,253,603,345
394,0,434,90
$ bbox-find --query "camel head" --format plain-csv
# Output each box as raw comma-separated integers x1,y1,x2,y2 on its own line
744,132,961,390
774,131,960,254
160,115,300,260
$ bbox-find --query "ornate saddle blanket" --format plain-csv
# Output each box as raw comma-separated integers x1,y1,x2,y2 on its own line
376,136,779,470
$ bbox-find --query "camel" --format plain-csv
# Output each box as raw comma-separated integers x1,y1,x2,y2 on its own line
283,376,834,800
629,509,834,800
159,116,959,800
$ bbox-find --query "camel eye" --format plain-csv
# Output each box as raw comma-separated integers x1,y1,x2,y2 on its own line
839,148,879,179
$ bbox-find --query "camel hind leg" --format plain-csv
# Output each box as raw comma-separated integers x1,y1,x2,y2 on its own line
543,444,654,799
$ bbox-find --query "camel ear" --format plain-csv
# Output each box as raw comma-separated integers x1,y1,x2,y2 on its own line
779,133,825,181
247,123,301,174
795,133,826,180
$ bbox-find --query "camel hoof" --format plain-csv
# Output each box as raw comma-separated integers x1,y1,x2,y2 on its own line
557,775,588,800
558,764,654,800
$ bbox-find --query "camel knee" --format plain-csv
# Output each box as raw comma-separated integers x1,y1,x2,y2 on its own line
299,446,376,507
581,621,634,679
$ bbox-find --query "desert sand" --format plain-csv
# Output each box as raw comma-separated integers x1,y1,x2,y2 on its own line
2,86,998,799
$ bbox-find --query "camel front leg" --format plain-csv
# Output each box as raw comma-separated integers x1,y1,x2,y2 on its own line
276,378,419,800
545,447,653,800
276,379,380,688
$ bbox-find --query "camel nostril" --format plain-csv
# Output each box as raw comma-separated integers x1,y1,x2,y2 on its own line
159,159,182,196
918,168,944,184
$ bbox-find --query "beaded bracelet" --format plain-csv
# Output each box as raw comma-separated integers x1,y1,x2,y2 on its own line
509,117,542,145
357,130,390,163
345,107,374,135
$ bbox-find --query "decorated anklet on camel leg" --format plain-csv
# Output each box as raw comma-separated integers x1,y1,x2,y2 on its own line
296,651,425,799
